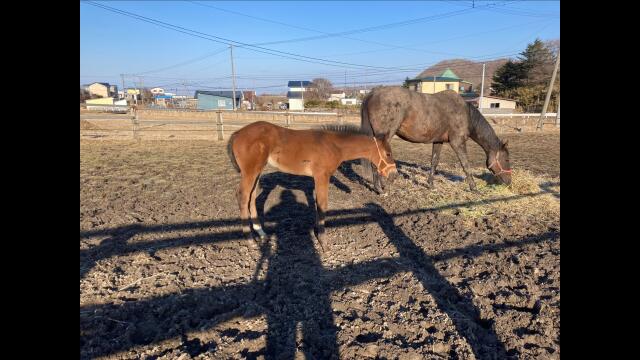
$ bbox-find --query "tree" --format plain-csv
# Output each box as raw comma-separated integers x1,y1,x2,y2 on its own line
80,88,91,102
141,88,153,104
402,77,410,89
491,60,525,94
518,38,554,86
311,78,334,100
491,39,559,111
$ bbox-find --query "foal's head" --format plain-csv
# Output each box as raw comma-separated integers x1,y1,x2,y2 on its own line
371,134,398,182
487,140,512,185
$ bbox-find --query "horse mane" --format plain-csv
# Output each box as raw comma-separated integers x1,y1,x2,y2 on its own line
321,123,368,136
467,104,502,152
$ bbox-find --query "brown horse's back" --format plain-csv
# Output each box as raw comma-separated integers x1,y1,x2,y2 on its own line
230,121,342,177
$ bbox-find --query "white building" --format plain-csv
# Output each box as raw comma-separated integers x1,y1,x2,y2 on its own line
462,94,517,114
328,93,346,102
340,98,360,106
151,87,165,95
287,80,312,111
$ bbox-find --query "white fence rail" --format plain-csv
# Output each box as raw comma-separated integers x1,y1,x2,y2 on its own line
81,105,559,141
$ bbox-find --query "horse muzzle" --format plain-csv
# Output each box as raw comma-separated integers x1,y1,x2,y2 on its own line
378,165,398,183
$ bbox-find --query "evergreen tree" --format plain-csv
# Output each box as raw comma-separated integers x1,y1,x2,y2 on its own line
491,60,525,94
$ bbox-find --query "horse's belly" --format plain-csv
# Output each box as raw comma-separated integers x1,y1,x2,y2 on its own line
267,154,313,176
397,125,448,143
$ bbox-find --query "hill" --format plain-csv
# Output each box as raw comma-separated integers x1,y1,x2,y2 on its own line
416,58,509,95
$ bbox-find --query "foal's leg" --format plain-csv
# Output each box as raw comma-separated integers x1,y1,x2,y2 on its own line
313,173,330,251
248,174,267,240
237,172,259,238
427,142,443,187
449,138,478,192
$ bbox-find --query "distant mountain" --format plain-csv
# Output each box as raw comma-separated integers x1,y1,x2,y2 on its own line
416,58,509,95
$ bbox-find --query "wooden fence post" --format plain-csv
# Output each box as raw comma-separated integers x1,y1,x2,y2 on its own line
217,111,224,140
338,113,343,124
286,111,291,127
132,107,139,140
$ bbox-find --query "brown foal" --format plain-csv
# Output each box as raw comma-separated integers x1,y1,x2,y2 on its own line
227,121,398,250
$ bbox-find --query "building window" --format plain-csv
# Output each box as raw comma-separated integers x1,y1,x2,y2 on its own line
446,84,452,90
490,103,500,108
218,100,226,107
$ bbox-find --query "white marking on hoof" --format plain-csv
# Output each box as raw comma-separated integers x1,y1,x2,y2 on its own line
252,223,267,238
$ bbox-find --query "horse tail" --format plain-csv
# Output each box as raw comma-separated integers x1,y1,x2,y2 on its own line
226,131,240,173
360,93,376,183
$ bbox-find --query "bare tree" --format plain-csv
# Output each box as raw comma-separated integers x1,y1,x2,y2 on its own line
80,88,91,102
311,78,334,100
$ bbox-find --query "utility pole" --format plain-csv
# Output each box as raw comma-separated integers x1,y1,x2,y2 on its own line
344,71,347,94
364,69,368,92
140,76,144,105
134,78,139,106
301,80,304,111
479,63,485,113
433,75,436,93
120,74,125,100
230,45,237,111
555,92,560,127
183,81,188,108
538,49,560,130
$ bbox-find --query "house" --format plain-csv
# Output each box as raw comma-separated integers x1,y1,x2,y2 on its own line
328,93,346,102
340,98,360,106
153,94,173,107
461,94,517,114
125,88,141,102
151,87,165,95
406,68,473,94
85,97,116,105
287,81,312,92
195,90,243,110
286,91,304,111
287,81,312,110
85,97,127,113
85,82,118,98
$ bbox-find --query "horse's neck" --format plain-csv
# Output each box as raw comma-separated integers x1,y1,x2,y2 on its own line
334,136,373,162
469,113,501,156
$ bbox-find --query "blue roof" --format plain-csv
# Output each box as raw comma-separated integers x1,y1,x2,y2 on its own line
194,90,242,100
288,81,312,87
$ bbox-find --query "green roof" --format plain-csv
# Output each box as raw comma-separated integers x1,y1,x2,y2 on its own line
440,68,459,79
408,68,472,83
408,77,472,84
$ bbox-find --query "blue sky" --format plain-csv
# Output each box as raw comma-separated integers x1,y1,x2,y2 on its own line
80,1,560,95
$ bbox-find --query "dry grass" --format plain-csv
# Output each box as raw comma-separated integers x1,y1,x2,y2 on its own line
390,163,559,223
80,119,101,130
508,169,541,194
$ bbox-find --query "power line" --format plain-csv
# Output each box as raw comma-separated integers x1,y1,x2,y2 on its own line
84,1,410,71
247,2,513,46
84,1,520,73
189,0,517,59
132,47,228,75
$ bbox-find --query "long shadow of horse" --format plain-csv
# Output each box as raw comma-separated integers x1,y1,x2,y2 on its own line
81,177,559,359
337,159,466,191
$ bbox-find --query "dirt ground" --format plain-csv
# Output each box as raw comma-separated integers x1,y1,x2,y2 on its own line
80,132,559,360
